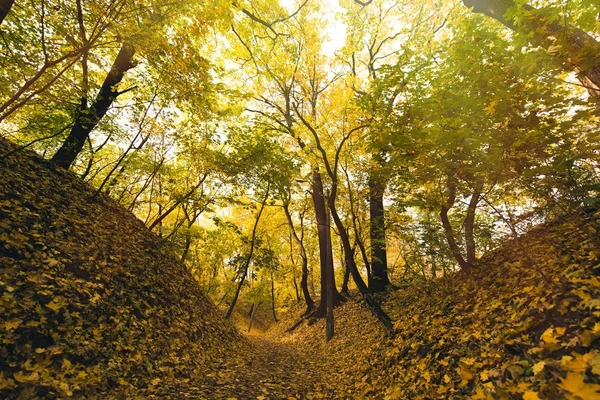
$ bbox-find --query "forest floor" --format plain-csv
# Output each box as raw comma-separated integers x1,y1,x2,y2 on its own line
146,333,342,400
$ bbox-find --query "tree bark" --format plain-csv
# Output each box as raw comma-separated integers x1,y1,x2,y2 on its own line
283,201,315,314
225,184,270,320
340,240,351,295
463,0,600,96
247,303,257,332
292,274,300,302
368,170,391,292
0,0,15,27
271,271,278,322
311,169,342,319
440,174,472,272
51,43,136,169
465,183,483,266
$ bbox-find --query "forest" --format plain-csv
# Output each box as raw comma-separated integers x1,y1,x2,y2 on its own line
0,0,599,398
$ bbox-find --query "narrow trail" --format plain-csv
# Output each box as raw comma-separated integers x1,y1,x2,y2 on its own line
145,332,340,400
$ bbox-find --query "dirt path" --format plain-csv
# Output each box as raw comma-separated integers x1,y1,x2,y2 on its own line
144,333,339,399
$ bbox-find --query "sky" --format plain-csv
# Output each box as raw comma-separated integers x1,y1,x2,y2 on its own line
279,0,347,56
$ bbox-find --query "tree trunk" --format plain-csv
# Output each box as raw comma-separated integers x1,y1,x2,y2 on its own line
292,274,300,302
440,174,472,272
343,165,372,288
311,169,342,319
51,44,136,169
463,0,600,96
368,171,391,292
0,0,15,27
247,303,257,332
225,184,270,320
465,183,483,266
283,201,315,314
271,271,278,322
148,176,206,231
340,241,351,295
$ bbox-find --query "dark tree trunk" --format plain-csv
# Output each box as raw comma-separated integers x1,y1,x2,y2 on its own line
465,183,483,266
247,303,257,332
340,241,351,295
0,0,15,26
225,184,270,320
440,174,472,272
292,274,300,302
283,201,315,314
51,44,136,169
343,165,372,287
181,225,193,263
463,0,600,96
311,170,342,319
271,271,278,322
147,175,206,231
368,171,391,292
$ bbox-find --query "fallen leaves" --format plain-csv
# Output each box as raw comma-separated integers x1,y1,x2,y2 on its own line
0,138,243,399
270,208,600,399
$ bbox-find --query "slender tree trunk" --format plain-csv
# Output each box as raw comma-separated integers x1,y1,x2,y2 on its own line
148,176,206,231
271,271,278,323
368,171,391,292
283,201,315,314
247,303,257,332
440,174,472,272
465,183,483,266
225,184,270,320
0,0,15,26
292,275,300,302
341,260,351,294
325,208,334,342
51,44,136,169
311,170,342,319
343,165,372,287
463,0,600,96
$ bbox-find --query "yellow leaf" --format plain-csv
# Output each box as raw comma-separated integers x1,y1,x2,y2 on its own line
46,298,65,312
562,354,590,372
471,388,486,399
3,319,21,331
532,361,545,375
423,371,431,383
480,370,489,381
459,367,474,387
75,371,88,380
151,378,161,386
523,391,540,400
444,374,451,383
559,371,600,399
484,99,498,115
13,371,39,383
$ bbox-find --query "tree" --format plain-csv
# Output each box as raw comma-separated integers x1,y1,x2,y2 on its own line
462,0,600,96
0,0,15,26
51,44,136,168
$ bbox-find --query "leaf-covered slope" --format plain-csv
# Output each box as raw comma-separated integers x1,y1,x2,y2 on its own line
0,138,242,398
272,210,600,399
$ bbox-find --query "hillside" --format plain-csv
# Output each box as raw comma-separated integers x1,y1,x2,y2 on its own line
0,138,245,398
271,210,600,399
